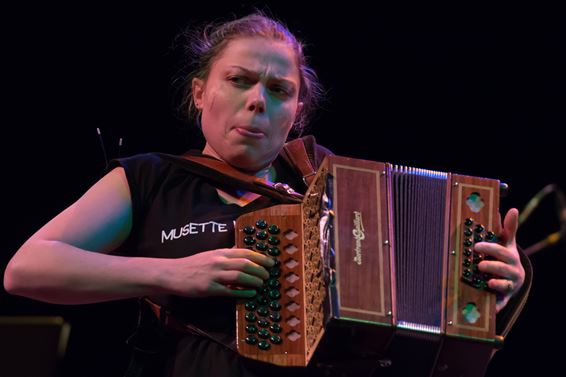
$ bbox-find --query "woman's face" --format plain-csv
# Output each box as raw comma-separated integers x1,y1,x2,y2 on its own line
193,37,302,172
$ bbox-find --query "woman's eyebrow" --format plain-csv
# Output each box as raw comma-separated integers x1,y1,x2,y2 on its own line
229,65,296,86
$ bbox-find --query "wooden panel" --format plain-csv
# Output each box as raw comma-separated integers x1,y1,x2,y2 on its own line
235,204,310,366
445,174,500,341
327,156,393,325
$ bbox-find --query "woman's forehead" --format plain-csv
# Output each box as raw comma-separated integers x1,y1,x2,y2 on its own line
213,37,299,78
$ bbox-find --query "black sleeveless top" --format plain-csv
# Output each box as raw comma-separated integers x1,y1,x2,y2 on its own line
109,152,350,377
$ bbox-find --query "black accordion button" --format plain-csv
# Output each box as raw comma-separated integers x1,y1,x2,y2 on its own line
245,335,258,345
270,335,283,344
256,219,268,229
258,340,271,350
245,324,258,334
245,312,257,322
257,306,269,317
268,246,281,256
243,226,255,235
268,224,280,234
268,236,280,245
258,329,270,339
269,301,281,311
257,319,270,328
245,301,257,311
270,323,282,333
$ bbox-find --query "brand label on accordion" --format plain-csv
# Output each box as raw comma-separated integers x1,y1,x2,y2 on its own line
352,211,365,265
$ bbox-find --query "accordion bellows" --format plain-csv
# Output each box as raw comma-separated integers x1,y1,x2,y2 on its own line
235,155,503,376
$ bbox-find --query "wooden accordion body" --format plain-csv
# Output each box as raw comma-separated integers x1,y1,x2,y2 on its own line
235,155,503,376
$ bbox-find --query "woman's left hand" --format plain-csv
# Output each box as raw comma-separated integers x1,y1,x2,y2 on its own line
475,208,525,313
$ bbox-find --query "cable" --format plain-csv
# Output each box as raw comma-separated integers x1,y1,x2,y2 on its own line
518,183,566,256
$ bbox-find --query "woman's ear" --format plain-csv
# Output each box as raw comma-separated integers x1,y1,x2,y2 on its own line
192,78,205,110
297,101,304,114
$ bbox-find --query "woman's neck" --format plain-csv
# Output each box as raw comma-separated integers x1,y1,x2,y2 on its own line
202,144,275,179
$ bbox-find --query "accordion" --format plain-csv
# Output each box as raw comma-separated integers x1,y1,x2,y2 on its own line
235,155,505,376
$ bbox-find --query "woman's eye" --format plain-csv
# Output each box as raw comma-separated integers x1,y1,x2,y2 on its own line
228,76,249,86
270,86,290,96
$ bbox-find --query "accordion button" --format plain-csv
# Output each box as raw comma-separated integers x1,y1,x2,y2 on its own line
257,306,269,317
464,229,473,237
267,279,281,290
256,295,268,305
256,219,268,229
245,301,257,311
268,236,280,245
475,224,485,233
269,312,282,322
269,301,281,311
270,335,283,344
268,224,280,234
270,323,282,333
256,230,268,240
245,335,258,345
259,285,269,295
245,312,257,322
486,231,497,242
474,234,483,242
462,269,472,278
257,319,270,328
463,239,473,247
463,248,472,257
258,340,271,350
464,218,474,226
463,259,472,267
258,329,270,339
243,236,255,246
256,242,268,252
245,324,258,334
243,226,255,235
268,290,281,300
269,267,281,278
268,247,281,256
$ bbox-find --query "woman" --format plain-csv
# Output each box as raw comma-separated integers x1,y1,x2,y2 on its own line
4,12,527,377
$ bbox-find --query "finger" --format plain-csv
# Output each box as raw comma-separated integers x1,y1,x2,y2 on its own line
487,277,515,296
503,208,519,247
221,258,270,280
474,242,516,264
217,270,265,289
225,248,276,268
478,259,516,279
209,282,258,298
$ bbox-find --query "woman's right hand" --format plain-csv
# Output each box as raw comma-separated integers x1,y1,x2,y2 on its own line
161,248,275,299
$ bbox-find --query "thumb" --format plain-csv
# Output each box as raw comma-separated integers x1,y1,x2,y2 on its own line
503,208,519,247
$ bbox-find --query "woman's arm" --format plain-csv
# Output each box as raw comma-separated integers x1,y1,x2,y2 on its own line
4,167,273,304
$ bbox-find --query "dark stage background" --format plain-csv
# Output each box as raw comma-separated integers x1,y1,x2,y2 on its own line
2,2,564,376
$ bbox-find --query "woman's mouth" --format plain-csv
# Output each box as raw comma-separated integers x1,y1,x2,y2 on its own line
234,127,265,139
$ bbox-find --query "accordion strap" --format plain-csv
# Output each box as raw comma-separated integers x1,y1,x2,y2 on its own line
281,137,317,186
159,153,304,204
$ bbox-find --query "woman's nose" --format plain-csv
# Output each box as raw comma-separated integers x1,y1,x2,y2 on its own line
247,85,266,113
